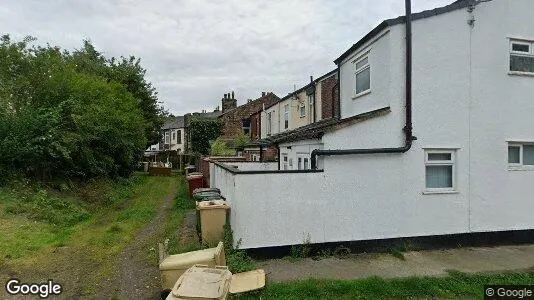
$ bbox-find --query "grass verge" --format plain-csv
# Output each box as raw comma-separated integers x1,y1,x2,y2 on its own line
0,174,177,297
233,270,534,299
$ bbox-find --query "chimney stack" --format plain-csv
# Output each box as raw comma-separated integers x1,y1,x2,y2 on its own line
221,90,237,113
262,92,266,97
310,75,314,83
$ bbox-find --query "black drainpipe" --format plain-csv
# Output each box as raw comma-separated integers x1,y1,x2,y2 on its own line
311,0,415,169
277,144,281,170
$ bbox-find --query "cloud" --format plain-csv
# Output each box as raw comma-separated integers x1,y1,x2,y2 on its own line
1,0,453,115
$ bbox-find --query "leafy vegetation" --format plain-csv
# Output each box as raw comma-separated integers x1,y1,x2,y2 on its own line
223,223,256,273
234,132,251,149
189,118,222,155
233,270,534,299
211,138,235,156
0,35,166,181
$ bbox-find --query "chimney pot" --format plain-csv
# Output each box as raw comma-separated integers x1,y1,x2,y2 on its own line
262,92,266,97
310,75,313,83
231,91,235,99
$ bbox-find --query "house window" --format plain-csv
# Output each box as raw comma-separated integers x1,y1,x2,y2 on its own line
172,131,176,141
299,103,306,118
164,132,170,144
303,158,309,170
282,154,288,170
508,143,534,168
177,130,182,144
354,55,370,95
510,39,534,74
424,150,456,192
267,112,272,136
284,105,289,129
242,119,251,135
298,157,302,170
308,95,314,121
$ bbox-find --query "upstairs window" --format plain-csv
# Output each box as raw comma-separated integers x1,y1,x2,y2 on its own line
508,143,534,168
267,112,272,136
242,119,251,135
284,105,289,129
172,131,176,141
354,55,370,96
164,132,170,144
299,102,306,118
510,39,534,74
424,150,456,193
177,130,182,144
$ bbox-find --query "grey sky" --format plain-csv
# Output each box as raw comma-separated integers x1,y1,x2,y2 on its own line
1,0,452,115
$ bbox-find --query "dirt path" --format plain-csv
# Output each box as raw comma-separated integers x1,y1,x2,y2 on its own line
112,182,177,300
259,244,534,283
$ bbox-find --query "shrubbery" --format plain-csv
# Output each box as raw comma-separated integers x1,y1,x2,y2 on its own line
0,35,165,180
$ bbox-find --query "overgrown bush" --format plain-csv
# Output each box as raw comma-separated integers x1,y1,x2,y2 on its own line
0,35,166,180
189,118,222,155
210,138,235,156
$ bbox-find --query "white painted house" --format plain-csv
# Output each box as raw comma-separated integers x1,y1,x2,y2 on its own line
210,0,534,249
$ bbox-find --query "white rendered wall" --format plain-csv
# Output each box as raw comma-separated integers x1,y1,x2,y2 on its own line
468,0,534,232
214,0,534,249
226,162,278,171
279,139,323,170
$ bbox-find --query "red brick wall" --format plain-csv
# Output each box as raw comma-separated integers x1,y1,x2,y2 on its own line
263,147,278,162
250,112,261,141
219,93,279,140
321,75,339,120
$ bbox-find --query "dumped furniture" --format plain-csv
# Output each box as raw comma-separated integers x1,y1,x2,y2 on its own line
150,166,172,176
159,241,226,291
165,264,265,300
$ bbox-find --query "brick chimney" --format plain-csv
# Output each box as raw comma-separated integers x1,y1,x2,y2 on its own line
221,91,237,113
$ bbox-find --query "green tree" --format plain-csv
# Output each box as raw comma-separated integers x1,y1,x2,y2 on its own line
0,35,150,180
189,119,222,155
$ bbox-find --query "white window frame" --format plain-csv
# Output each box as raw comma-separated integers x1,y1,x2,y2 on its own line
423,149,456,194
297,157,302,170
164,132,170,144
509,38,534,75
299,102,306,118
508,142,534,170
282,154,288,170
353,53,371,98
284,105,289,129
177,130,182,144
267,112,272,136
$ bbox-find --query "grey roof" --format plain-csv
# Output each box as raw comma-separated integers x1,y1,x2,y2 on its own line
162,116,185,129
334,0,474,65
260,107,391,145
190,110,222,119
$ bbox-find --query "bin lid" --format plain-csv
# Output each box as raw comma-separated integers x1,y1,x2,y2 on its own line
197,200,230,210
193,188,221,195
159,247,220,270
171,265,231,299
229,269,266,294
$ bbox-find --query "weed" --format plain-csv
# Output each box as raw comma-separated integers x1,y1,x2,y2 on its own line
288,234,313,261
333,245,351,258
390,241,413,260
222,223,256,273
